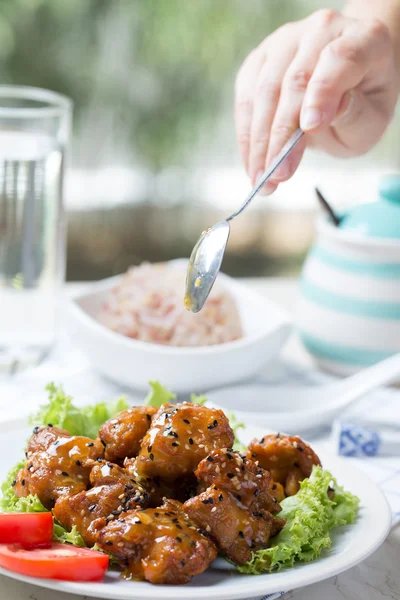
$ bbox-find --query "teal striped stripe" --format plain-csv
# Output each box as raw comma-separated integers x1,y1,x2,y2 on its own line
301,279,400,319
300,332,393,366
312,246,400,278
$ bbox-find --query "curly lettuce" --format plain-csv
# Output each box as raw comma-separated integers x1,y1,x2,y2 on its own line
29,383,129,439
238,466,359,574
144,380,176,408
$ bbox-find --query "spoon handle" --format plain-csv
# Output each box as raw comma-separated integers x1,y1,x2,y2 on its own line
227,128,304,222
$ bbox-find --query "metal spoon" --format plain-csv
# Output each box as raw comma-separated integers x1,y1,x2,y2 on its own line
184,128,304,313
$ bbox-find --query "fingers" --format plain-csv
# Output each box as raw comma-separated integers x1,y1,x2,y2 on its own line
300,18,392,134
265,10,344,182
248,33,298,188
235,49,265,172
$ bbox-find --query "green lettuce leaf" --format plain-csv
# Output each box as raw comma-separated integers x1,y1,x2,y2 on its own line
190,393,208,406
53,523,86,546
144,381,176,408
29,383,129,439
238,466,359,574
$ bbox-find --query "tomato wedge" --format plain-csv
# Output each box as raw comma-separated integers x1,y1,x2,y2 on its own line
0,543,109,581
0,513,53,548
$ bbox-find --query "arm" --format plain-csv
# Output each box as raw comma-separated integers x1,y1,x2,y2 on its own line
235,2,400,195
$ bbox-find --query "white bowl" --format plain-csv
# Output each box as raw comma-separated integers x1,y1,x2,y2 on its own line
68,265,292,393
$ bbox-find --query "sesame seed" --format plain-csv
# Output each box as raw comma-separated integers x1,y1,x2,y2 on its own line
62,471,69,477
112,510,121,516
254,489,260,497
148,445,152,452
21,479,25,486
211,506,217,513
272,484,277,490
189,438,194,445
207,456,214,462
27,464,33,471
169,431,178,438
206,525,211,532
298,446,304,452
219,494,223,501
117,542,124,547
134,519,142,524
96,457,103,463
293,441,298,448
294,462,300,468
176,524,183,529
238,531,244,539
221,462,226,468
235,468,240,473
75,460,82,467
172,442,179,447
198,444,205,449
226,453,233,460
183,419,190,424
89,504,96,512
105,540,113,546
227,473,234,479
176,536,182,542
181,559,186,566
33,427,39,434
256,474,262,478
149,453,154,461
87,442,94,447
47,423,53,427
146,414,152,421
11,479,16,487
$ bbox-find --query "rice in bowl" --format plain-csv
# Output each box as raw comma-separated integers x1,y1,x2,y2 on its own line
97,262,243,347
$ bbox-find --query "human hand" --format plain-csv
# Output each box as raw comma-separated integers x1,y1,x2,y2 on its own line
235,9,398,194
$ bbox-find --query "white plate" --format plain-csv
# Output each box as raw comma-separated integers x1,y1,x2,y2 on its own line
0,418,391,600
68,260,292,393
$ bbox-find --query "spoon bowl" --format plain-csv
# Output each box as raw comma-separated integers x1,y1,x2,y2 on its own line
185,221,230,313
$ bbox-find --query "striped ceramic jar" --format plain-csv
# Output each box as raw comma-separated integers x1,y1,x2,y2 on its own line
297,217,400,375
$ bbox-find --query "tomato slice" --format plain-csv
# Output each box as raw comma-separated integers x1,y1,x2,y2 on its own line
0,513,53,548
0,543,109,581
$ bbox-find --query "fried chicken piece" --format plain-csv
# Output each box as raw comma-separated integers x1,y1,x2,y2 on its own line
26,425,71,455
14,428,104,509
124,457,197,508
184,450,285,564
184,486,283,565
136,402,234,480
99,406,158,462
247,434,321,496
95,499,217,584
53,461,150,546
195,448,280,513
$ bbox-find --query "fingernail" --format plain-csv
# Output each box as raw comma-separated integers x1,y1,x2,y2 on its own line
271,156,293,181
301,107,323,131
259,181,276,196
254,170,264,185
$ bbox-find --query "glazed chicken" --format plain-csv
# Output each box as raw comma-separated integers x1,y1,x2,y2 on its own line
136,402,234,480
14,425,104,509
99,406,158,462
247,434,321,496
53,461,150,546
124,457,197,508
95,499,217,584
184,450,285,564
13,403,322,585
26,425,71,455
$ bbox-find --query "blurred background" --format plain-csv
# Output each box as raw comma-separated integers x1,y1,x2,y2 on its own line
2,0,400,280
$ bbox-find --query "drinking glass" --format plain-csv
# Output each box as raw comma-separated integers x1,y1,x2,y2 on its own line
0,86,72,373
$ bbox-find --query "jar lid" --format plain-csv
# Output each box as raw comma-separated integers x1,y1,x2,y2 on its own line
339,174,400,239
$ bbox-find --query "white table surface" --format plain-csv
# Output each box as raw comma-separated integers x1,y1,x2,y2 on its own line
0,278,398,600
